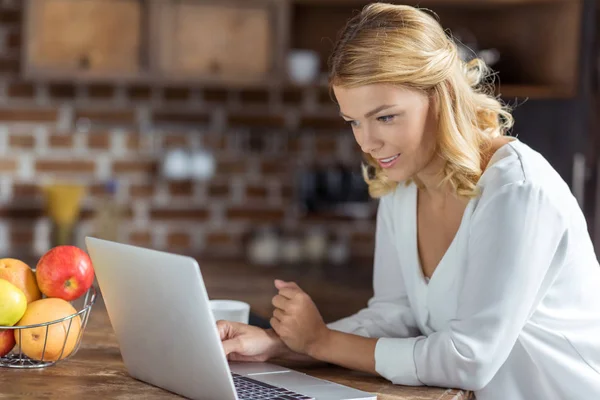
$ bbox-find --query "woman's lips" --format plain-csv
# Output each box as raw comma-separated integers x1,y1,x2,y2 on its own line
377,153,400,169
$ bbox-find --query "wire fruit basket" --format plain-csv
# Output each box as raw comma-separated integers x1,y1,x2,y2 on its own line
0,286,97,369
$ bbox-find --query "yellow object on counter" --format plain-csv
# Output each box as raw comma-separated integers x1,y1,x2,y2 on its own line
42,183,86,246
42,184,85,225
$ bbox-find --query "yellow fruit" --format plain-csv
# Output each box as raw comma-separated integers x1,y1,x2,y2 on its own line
0,279,27,326
15,298,81,361
0,258,42,304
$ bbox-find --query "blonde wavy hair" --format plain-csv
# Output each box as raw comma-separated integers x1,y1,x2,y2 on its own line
328,3,514,198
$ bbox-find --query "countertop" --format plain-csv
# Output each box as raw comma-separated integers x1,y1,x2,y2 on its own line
0,261,470,400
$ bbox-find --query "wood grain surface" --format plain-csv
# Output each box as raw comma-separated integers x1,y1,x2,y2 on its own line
0,262,470,400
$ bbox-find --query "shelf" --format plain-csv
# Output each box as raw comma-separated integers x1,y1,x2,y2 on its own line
13,74,576,100
289,82,576,100
291,0,583,98
497,84,576,99
20,0,583,100
18,64,577,101
291,0,575,5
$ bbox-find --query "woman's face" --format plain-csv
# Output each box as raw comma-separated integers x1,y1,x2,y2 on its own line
333,83,439,183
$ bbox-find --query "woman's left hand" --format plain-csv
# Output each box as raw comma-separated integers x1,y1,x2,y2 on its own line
270,280,330,356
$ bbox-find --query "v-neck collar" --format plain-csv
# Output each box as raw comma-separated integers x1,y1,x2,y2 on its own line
407,138,518,287
410,183,473,286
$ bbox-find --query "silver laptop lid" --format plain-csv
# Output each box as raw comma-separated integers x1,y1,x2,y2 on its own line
85,236,238,400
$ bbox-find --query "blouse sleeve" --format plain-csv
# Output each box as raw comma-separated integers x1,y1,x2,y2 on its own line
374,182,568,390
327,195,421,339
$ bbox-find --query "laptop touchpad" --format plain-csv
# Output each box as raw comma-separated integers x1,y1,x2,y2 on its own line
229,362,291,375
250,369,330,388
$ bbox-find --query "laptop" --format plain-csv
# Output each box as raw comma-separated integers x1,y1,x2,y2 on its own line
85,237,376,400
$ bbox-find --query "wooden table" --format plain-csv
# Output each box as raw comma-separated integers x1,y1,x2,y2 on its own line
0,263,470,400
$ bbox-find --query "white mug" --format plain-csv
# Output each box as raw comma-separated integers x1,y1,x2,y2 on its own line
287,49,320,84
210,300,250,324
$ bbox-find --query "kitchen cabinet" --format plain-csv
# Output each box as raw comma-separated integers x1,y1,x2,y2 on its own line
23,0,143,80
23,0,286,85
21,0,587,100
151,0,286,85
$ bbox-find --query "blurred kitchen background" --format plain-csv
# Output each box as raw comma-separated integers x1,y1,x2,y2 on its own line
0,0,597,317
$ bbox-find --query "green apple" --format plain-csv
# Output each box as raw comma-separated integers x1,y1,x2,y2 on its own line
0,278,27,326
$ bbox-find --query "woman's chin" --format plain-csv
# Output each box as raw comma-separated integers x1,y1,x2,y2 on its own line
384,167,411,183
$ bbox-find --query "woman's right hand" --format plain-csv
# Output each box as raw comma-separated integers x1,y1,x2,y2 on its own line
217,320,284,362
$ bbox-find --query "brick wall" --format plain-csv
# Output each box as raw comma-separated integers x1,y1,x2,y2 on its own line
0,0,376,262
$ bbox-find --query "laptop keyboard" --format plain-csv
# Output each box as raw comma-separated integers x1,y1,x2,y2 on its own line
232,373,315,400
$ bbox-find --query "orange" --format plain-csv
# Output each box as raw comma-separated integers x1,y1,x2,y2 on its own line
0,258,42,304
15,298,81,361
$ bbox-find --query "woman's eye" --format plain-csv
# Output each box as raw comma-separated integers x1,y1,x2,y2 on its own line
377,115,395,123
344,120,358,127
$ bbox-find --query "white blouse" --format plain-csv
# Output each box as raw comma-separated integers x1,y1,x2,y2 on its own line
327,140,600,399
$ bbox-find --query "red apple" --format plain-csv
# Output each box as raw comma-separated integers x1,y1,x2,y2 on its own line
0,329,15,357
35,246,95,301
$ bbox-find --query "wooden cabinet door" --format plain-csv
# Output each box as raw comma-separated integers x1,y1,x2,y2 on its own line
153,0,285,85
24,0,143,78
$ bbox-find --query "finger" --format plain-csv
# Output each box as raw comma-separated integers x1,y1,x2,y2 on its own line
217,320,243,340
273,307,285,320
270,317,281,333
228,353,258,362
216,320,230,340
274,279,300,290
222,338,243,356
272,294,290,310
278,287,302,300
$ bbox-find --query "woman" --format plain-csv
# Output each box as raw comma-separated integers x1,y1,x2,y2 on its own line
218,4,600,399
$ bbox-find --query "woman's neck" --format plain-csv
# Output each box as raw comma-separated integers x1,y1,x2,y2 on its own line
414,153,449,198
415,136,515,201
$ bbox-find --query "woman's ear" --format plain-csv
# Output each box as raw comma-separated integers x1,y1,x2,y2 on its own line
428,87,440,117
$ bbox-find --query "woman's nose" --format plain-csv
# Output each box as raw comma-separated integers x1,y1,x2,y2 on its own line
359,127,384,155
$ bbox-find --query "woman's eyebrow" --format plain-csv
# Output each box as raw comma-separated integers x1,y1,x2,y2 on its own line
339,104,398,119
